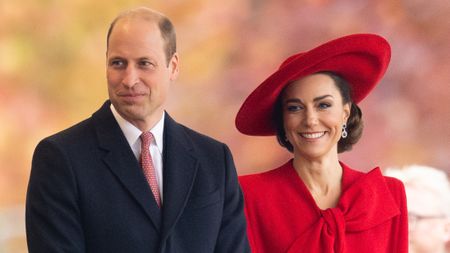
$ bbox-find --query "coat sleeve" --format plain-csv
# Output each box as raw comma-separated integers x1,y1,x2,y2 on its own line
26,139,85,253
386,177,409,253
241,183,259,253
214,144,251,253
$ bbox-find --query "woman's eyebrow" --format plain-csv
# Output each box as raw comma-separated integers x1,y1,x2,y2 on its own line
313,94,333,102
284,98,302,104
284,94,333,104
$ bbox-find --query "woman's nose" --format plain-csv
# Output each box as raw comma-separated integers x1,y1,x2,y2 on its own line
303,109,318,126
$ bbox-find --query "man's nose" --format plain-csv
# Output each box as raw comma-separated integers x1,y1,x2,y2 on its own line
122,66,139,88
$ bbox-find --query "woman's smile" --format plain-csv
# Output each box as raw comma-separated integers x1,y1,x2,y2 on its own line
299,131,326,139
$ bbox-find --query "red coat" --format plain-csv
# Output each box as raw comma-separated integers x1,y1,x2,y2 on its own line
239,160,408,253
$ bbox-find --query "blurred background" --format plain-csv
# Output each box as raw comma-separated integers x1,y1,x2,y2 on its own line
1,0,449,252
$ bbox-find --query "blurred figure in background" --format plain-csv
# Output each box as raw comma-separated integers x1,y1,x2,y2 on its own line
385,165,450,253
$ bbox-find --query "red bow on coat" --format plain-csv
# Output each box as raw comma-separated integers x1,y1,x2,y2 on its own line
287,169,400,253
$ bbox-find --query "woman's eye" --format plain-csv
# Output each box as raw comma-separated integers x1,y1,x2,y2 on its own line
286,105,303,112
318,103,331,109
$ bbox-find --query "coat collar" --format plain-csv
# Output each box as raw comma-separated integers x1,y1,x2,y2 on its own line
93,101,163,231
160,113,199,240
92,101,199,235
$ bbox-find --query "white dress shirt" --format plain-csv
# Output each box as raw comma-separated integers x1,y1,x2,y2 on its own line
110,104,164,203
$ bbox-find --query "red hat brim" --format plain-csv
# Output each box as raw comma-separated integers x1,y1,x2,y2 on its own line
235,33,391,136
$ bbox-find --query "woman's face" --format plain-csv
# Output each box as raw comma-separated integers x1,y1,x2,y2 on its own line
282,73,350,160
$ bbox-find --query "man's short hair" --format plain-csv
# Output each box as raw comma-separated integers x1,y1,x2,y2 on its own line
106,7,176,65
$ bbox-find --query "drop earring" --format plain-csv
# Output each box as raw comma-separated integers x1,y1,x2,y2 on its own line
341,123,348,138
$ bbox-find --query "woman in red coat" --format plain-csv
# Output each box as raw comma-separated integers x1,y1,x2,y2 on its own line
236,34,408,253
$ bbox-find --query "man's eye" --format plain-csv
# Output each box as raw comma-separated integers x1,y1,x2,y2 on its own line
140,61,155,67
110,60,125,67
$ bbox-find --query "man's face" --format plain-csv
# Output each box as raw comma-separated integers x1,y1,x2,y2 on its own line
106,18,178,130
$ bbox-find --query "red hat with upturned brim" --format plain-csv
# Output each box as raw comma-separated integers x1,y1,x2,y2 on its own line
235,33,391,136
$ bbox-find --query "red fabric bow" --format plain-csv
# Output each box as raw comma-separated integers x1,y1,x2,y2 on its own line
287,169,400,253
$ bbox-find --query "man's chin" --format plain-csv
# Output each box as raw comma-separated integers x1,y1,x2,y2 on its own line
114,104,142,119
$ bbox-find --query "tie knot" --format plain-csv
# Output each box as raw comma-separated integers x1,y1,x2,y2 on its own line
140,131,154,149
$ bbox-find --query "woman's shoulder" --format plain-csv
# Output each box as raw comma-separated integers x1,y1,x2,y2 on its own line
342,162,404,187
382,174,405,188
382,174,407,200
239,166,284,186
239,160,294,191
345,162,407,203
341,162,406,200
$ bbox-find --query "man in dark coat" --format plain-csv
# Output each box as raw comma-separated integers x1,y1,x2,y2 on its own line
26,7,250,253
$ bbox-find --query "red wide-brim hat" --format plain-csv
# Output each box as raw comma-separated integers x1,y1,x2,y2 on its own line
235,33,391,136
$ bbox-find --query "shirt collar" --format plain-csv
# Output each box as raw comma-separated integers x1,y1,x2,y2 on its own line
110,104,164,154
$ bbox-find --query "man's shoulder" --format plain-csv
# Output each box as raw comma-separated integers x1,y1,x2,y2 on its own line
42,116,94,145
42,101,111,145
174,124,229,158
166,119,233,169
179,124,222,145
165,114,225,149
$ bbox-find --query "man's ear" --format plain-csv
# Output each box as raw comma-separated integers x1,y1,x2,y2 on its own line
169,52,179,81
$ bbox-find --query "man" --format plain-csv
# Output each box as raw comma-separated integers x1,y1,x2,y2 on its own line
26,7,250,253
385,165,450,253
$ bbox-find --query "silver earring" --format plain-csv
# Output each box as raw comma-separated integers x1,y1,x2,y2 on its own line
341,123,348,138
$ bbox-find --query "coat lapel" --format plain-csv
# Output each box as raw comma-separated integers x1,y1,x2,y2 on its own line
161,113,199,240
92,101,162,231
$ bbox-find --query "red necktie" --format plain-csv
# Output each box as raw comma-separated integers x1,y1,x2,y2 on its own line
140,131,161,207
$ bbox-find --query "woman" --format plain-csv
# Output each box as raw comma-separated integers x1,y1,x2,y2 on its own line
236,34,408,253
